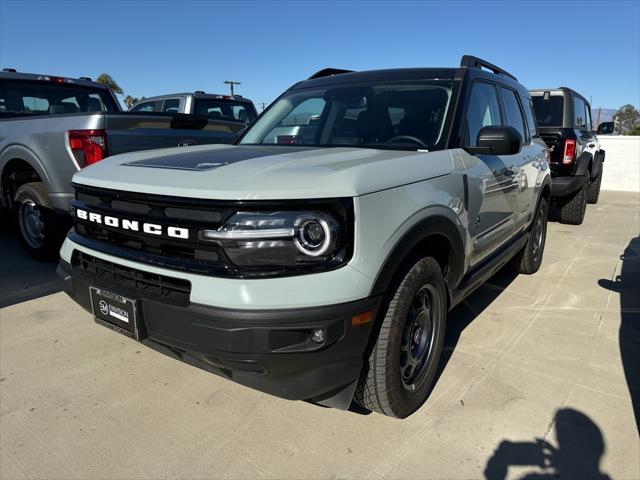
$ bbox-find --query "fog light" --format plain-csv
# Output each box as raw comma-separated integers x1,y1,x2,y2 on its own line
310,328,325,344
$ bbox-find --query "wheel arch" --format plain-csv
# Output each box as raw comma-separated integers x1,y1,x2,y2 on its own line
0,145,51,208
369,215,465,306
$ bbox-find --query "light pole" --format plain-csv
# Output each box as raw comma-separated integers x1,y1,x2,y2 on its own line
224,80,241,96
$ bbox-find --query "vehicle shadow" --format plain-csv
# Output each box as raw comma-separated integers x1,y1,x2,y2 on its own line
484,408,611,480
0,212,61,308
598,236,640,435
439,266,518,375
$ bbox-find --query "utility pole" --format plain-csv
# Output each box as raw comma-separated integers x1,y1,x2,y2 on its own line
260,102,267,112
224,80,241,96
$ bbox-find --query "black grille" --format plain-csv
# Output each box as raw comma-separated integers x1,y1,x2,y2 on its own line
72,185,235,275
72,251,191,305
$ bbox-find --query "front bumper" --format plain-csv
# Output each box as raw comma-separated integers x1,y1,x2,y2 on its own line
58,257,381,408
551,175,586,197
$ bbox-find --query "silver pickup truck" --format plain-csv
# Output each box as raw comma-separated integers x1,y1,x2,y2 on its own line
130,91,258,126
0,70,243,259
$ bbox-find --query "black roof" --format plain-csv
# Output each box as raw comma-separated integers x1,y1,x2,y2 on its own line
292,55,528,96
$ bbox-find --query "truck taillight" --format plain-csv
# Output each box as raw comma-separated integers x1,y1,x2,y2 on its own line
562,139,576,165
67,130,108,167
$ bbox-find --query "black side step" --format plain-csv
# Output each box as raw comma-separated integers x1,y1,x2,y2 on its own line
450,233,527,308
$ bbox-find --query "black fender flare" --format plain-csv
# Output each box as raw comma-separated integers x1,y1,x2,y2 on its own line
575,151,593,177
369,215,466,300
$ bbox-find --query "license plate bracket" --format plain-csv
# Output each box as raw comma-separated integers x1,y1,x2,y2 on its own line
89,287,139,340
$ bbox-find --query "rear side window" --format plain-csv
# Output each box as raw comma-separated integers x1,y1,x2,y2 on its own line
522,98,538,138
531,95,564,126
0,80,118,115
573,96,587,129
464,82,501,147
162,99,180,113
131,100,161,112
499,87,528,143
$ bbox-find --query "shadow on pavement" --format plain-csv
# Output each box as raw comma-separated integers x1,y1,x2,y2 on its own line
440,266,518,373
484,408,611,480
0,212,61,308
598,235,640,435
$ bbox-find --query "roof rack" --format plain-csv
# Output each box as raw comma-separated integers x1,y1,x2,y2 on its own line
2,68,17,73
307,68,354,80
79,76,92,81
460,55,517,81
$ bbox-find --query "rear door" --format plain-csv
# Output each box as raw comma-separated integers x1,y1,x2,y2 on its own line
458,81,519,266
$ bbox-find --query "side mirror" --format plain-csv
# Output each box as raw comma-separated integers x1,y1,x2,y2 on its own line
464,126,522,156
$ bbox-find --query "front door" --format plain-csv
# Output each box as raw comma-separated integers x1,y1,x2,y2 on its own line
459,81,518,267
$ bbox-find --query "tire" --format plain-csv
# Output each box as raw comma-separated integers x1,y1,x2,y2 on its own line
587,174,602,204
558,181,587,225
511,198,548,274
354,257,447,418
14,182,64,261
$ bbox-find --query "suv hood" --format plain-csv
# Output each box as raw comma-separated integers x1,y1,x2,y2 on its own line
73,144,454,199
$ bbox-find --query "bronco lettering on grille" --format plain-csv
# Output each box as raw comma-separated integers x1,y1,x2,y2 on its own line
75,208,190,239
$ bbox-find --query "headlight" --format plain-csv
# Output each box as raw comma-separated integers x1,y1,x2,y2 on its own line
199,209,348,272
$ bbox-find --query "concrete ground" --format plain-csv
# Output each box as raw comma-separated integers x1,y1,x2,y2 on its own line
1,191,639,480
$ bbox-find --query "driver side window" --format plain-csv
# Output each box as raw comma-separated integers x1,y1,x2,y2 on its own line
465,82,501,146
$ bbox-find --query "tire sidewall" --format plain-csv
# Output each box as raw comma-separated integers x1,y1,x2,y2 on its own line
383,258,447,417
14,183,59,261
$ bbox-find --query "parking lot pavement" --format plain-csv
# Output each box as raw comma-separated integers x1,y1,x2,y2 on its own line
1,191,638,480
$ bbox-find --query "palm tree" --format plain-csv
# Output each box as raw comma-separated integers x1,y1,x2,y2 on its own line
123,95,138,109
96,73,123,95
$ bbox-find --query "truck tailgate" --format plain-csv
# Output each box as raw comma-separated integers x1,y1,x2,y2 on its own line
104,113,239,155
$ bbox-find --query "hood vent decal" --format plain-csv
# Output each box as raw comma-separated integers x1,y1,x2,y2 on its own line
123,146,316,171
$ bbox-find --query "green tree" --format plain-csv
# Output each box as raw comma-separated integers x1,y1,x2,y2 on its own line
123,95,138,109
613,104,640,135
96,73,123,95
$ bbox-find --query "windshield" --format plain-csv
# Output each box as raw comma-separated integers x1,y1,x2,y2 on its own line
531,95,564,127
240,81,455,150
194,99,257,124
0,80,119,116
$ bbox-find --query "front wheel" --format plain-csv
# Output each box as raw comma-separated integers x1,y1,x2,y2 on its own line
14,182,64,261
354,257,447,418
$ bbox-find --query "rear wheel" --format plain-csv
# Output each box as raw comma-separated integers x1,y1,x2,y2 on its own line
14,182,63,261
558,181,587,225
354,257,447,418
587,173,602,204
511,198,548,274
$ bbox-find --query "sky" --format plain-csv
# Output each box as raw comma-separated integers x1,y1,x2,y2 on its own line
1,0,639,111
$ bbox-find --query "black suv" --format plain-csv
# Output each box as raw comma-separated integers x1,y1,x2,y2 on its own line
530,88,605,224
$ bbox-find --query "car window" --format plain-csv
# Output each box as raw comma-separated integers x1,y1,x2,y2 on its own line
574,96,587,129
162,99,180,113
522,98,538,139
499,87,528,143
464,82,501,147
584,102,593,132
0,80,118,115
531,95,563,126
240,82,454,150
131,100,161,112
194,99,257,123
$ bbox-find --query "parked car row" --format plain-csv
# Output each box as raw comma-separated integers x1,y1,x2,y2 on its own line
0,69,258,258
1,56,605,418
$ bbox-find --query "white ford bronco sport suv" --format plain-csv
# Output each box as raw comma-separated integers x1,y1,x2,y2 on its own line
58,56,551,418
